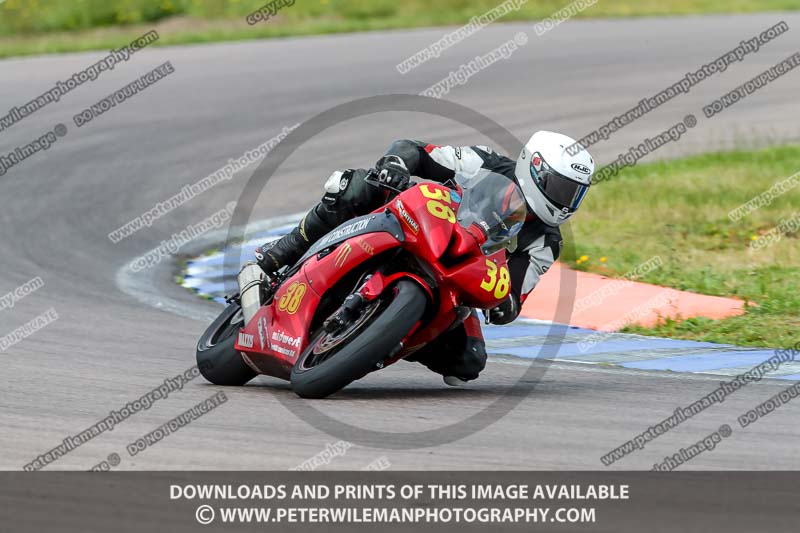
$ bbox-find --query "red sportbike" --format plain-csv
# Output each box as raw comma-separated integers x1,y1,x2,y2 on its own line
196,170,527,398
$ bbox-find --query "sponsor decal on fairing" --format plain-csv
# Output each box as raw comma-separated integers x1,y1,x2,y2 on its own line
395,199,420,234
237,332,254,348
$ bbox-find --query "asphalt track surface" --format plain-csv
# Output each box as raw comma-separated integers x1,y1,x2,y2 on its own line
1,13,799,471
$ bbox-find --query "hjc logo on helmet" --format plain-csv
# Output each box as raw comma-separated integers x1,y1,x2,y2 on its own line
571,163,591,174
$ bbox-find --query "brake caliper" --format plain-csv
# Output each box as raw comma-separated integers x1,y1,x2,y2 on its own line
322,293,366,334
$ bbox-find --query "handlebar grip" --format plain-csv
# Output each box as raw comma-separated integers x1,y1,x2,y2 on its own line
364,168,414,194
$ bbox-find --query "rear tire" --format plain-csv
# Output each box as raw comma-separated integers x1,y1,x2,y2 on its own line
290,280,427,399
196,303,257,386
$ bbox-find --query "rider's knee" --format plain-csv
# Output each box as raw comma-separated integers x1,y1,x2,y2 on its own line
460,336,488,380
322,169,355,207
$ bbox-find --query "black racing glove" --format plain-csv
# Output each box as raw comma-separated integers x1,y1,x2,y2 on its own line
485,295,520,325
374,155,411,191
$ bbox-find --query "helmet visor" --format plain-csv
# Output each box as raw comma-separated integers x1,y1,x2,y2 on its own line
529,152,589,211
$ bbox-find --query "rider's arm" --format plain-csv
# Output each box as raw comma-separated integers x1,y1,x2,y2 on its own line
383,140,486,182
488,231,562,325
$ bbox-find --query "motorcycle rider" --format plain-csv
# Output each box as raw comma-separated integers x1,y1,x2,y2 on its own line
255,131,595,385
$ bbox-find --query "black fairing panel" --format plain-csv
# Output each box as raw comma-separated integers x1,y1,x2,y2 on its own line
295,211,404,266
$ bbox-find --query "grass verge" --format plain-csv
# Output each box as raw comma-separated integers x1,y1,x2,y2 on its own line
2,0,800,58
566,144,800,349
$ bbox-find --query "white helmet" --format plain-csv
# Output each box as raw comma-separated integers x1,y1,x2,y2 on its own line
514,130,594,226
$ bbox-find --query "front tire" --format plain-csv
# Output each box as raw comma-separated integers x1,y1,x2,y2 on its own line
196,303,257,386
290,280,427,399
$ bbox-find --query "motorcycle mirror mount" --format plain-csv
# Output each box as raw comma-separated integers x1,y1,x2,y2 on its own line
448,222,487,258
466,222,488,247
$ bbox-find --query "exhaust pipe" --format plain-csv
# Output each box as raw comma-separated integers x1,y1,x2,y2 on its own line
237,262,265,325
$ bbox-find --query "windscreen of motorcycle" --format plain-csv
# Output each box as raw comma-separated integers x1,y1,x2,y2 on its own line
454,170,527,254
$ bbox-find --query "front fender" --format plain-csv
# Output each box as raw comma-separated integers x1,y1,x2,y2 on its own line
359,271,434,303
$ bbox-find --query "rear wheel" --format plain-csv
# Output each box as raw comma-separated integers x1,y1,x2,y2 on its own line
196,303,257,386
290,280,427,399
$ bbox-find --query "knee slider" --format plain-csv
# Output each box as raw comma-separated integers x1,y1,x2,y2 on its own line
322,169,354,206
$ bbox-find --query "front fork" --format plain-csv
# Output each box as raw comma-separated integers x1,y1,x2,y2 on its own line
325,271,434,368
322,292,367,333
323,270,432,335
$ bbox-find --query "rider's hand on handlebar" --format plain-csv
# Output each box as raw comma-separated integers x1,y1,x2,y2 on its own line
375,155,411,191
485,295,519,326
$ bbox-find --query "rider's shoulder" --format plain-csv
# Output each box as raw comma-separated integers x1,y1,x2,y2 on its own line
470,145,513,165
472,145,496,155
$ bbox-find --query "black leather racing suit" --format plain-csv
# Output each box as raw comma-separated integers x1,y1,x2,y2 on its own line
256,140,563,381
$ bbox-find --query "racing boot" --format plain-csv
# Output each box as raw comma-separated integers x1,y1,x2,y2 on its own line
255,205,333,276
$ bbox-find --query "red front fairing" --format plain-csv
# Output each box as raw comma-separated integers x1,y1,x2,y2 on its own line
235,182,513,379
384,183,511,306
381,183,513,360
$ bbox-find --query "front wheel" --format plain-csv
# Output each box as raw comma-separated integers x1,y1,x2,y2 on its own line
196,303,257,386
290,280,427,399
